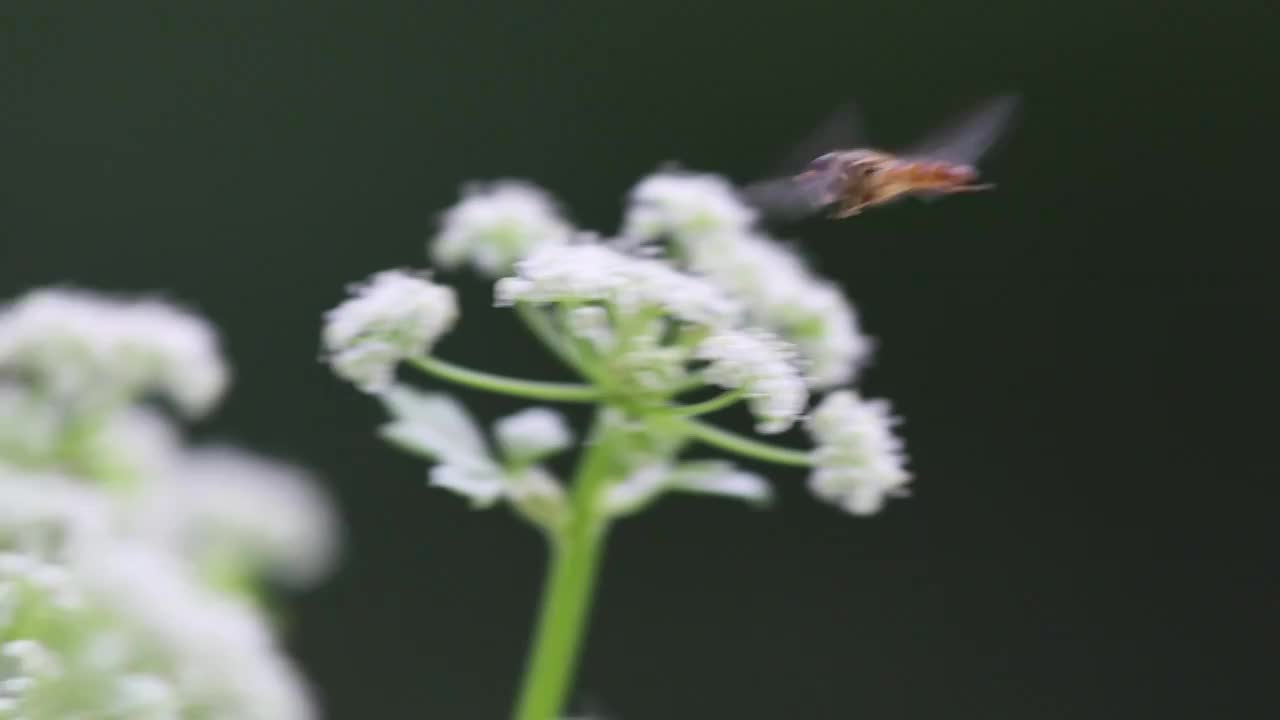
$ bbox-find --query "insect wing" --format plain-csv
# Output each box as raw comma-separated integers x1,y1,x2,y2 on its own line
739,173,837,221
900,95,1019,166
771,99,867,175
742,100,866,221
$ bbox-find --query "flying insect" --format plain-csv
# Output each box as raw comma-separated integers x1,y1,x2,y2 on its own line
743,95,1018,219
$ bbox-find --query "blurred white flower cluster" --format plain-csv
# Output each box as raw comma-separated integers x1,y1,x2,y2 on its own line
807,391,911,515
324,170,911,519
0,288,227,417
379,388,771,527
379,387,571,529
432,181,574,277
0,287,337,719
622,173,872,388
323,269,459,393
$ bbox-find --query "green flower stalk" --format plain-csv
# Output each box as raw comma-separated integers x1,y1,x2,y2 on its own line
323,172,913,720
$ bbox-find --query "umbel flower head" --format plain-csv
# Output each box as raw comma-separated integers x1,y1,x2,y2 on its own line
681,230,872,388
431,180,574,276
325,169,911,520
0,545,315,720
0,285,338,719
806,390,912,515
622,171,758,241
695,329,808,434
496,241,743,330
622,171,874,388
170,446,340,588
0,288,228,416
325,167,929,720
323,269,459,393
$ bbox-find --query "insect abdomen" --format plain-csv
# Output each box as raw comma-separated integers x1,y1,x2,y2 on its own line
897,160,976,189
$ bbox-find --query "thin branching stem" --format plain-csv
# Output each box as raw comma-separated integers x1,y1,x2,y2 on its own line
665,389,746,417
675,417,815,467
407,355,600,403
516,302,600,380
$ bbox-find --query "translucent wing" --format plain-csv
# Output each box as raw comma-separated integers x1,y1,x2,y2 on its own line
900,95,1019,166
771,100,867,175
738,172,839,221
741,101,865,221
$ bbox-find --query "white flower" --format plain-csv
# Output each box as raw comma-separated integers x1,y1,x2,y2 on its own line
109,673,179,719
379,386,567,524
2,546,315,720
494,407,573,464
431,180,574,276
428,464,505,508
0,465,113,556
612,328,689,392
0,382,61,466
429,459,567,528
323,270,459,392
74,543,316,720
171,447,339,588
0,288,228,416
379,385,492,468
622,172,758,242
680,232,872,388
695,329,808,434
805,391,911,515
500,466,568,529
2,641,60,679
0,558,75,711
603,460,771,516
91,405,185,484
565,306,614,351
496,242,741,329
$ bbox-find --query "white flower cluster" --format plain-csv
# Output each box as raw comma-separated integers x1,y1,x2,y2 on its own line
621,172,758,241
431,181,574,276
681,231,872,388
494,407,573,465
170,447,340,588
379,385,569,529
618,171,873,388
695,329,808,434
609,326,690,392
496,243,742,329
615,172,907,514
565,305,613,352
323,269,459,392
0,383,59,464
0,288,228,416
0,548,313,720
805,391,911,515
0,286,337,718
357,169,912,518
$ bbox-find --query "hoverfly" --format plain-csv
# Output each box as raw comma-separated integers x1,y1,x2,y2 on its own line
742,95,1018,220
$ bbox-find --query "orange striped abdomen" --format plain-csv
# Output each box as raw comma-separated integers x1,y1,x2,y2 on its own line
893,160,979,190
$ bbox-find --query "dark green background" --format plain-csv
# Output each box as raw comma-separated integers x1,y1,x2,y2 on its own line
2,2,1275,718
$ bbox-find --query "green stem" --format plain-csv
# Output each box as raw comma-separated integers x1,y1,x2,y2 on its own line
676,418,815,467
516,302,599,380
407,355,600,403
668,375,708,395
513,411,618,720
666,389,746,417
